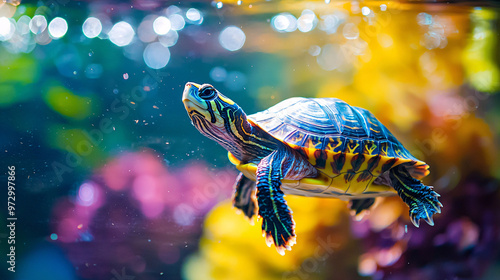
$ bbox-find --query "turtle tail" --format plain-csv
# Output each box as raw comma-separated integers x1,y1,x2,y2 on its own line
389,165,442,227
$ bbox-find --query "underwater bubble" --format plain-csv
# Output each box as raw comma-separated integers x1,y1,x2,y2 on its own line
143,42,170,69
342,22,359,39
82,17,102,38
109,21,135,47
169,14,185,31
297,9,317,33
84,63,103,79
186,8,203,24
216,2,223,9
271,13,291,32
0,17,15,41
48,17,68,39
50,233,58,240
158,29,178,47
380,4,387,11
417,12,433,26
308,45,321,56
153,16,171,35
210,66,227,82
219,26,245,52
29,15,47,34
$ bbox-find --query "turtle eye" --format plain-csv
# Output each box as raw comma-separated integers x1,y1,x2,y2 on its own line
199,87,217,100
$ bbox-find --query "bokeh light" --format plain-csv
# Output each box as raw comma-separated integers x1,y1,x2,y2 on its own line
169,14,185,31
343,22,359,39
153,16,171,35
271,13,298,33
219,26,246,51
308,45,321,56
108,21,135,47
361,7,371,16
271,13,290,32
186,8,203,24
0,17,15,41
82,17,102,38
143,42,170,69
210,66,227,82
317,44,343,71
138,15,157,42
84,63,103,79
158,29,179,47
77,182,98,207
297,9,317,32
29,15,47,34
48,17,68,39
16,15,31,35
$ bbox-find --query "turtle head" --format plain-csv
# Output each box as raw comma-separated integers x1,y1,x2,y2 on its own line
183,82,278,162
182,82,245,143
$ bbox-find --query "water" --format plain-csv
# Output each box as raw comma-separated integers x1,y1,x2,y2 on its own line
0,1,499,280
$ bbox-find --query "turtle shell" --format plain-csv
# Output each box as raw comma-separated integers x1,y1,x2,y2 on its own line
243,98,429,199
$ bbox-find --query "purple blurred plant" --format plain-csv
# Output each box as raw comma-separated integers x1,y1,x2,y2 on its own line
50,150,236,279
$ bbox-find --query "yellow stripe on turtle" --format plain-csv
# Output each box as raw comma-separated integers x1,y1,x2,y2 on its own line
228,151,399,199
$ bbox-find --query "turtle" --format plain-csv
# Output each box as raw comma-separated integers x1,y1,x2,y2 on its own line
182,82,442,255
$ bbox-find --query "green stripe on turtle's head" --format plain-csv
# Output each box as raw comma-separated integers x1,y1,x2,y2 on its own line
182,82,245,143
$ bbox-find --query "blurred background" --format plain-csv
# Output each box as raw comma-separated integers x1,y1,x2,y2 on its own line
0,0,499,279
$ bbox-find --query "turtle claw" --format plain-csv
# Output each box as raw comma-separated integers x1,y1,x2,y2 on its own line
410,214,420,228
262,232,273,248
389,167,442,228
276,246,286,256
425,216,435,226
261,220,296,255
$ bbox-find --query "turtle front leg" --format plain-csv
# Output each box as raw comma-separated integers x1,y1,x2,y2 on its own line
256,150,296,255
232,172,257,219
389,165,443,227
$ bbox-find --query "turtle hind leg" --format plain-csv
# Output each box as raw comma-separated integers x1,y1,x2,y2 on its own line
232,173,257,220
389,165,442,227
349,198,376,216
